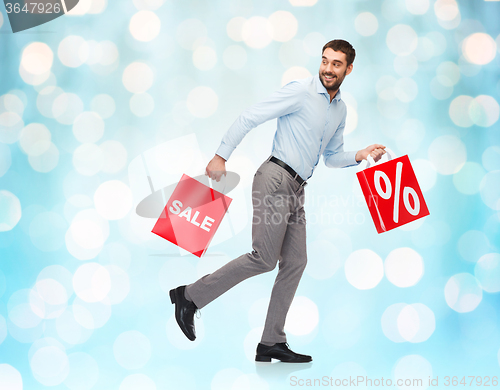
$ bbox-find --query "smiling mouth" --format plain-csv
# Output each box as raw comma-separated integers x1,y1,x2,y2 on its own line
323,74,336,81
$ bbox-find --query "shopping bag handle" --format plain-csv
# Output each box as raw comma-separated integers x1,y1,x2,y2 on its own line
365,147,397,168
207,174,227,195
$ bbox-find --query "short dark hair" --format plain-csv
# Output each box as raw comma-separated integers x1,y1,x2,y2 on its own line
322,40,356,66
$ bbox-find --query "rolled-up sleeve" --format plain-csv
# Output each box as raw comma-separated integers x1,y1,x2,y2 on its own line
322,119,361,168
216,81,306,161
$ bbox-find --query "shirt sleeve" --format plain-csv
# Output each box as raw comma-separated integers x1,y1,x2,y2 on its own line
215,81,306,161
322,117,361,169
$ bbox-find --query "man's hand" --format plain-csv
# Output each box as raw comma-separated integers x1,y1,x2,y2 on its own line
355,144,386,163
205,154,227,182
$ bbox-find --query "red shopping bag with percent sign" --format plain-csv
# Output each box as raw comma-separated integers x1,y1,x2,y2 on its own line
356,148,429,233
152,174,232,257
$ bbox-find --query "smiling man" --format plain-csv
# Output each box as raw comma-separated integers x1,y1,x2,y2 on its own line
169,39,386,362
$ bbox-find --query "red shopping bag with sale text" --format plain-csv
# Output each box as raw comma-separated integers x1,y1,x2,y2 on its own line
356,148,429,233
152,174,232,257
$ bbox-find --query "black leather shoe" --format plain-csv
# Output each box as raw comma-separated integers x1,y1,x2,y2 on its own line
169,285,197,341
255,342,312,363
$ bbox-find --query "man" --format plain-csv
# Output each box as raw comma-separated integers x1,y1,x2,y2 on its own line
169,39,386,363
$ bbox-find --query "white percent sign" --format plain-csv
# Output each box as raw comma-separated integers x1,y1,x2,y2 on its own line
373,161,420,223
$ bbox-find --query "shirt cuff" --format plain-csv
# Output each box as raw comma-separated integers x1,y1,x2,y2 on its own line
215,142,235,161
352,151,361,165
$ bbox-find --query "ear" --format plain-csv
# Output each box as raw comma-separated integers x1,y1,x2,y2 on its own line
346,63,353,76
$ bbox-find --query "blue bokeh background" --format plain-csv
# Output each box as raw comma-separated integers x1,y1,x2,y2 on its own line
0,0,500,388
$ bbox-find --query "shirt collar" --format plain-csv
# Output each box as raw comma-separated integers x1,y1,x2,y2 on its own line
315,73,342,102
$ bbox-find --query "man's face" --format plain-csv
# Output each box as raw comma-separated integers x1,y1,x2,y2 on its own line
319,48,353,92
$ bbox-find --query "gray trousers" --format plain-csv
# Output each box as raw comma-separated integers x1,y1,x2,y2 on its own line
185,157,307,344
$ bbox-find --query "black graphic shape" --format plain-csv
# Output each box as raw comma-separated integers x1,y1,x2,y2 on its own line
4,0,79,33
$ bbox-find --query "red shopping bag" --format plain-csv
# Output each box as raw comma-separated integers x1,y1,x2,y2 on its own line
152,174,232,257
356,148,429,233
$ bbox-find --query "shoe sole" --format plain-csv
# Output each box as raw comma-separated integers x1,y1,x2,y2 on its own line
255,355,312,363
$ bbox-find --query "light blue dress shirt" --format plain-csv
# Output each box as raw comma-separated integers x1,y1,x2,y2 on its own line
215,74,361,181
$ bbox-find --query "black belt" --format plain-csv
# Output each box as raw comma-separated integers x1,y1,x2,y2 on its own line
269,156,307,187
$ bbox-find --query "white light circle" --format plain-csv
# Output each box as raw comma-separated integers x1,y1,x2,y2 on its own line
120,374,156,390
28,143,59,173
386,24,418,56
129,10,161,42
462,33,497,65
19,123,51,156
385,247,424,288
105,265,130,304
469,95,499,128
0,190,22,232
474,253,500,293
58,36,89,68
72,111,105,143
21,42,53,75
100,140,128,173
268,11,297,42
394,77,418,102
223,45,247,70
381,303,408,343
56,309,93,345
94,180,133,220
307,240,341,279
176,19,207,50
114,331,152,369
242,16,273,49
52,92,84,125
436,61,460,86
66,208,109,260
122,62,154,93
445,273,483,313
394,55,418,77
0,315,6,345
405,0,429,14
35,279,67,306
284,296,319,335
72,297,111,329
0,112,24,143
226,17,246,42
8,289,43,328
0,364,23,390
354,12,378,36
428,135,466,175
192,46,217,71
73,143,104,176
132,0,164,11
480,170,500,210
345,249,384,290
303,32,326,57
395,118,425,154
186,86,218,118
30,346,69,386
453,162,485,195
64,352,99,390
281,66,311,86
90,94,115,119
449,95,474,127
458,230,490,263
130,93,155,117
397,303,435,342
73,262,111,303
430,77,453,100
393,355,432,389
